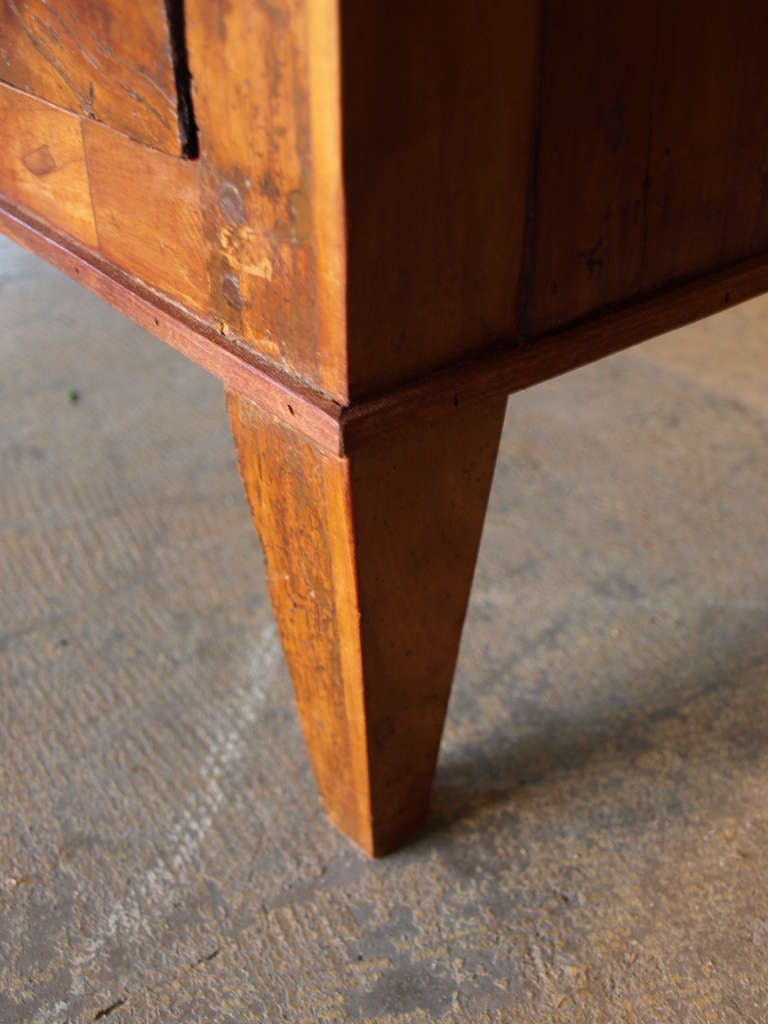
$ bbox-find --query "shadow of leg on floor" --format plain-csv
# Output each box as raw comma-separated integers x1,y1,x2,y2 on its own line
421,603,768,844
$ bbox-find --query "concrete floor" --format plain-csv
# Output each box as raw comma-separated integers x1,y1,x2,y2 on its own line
1,233,767,1023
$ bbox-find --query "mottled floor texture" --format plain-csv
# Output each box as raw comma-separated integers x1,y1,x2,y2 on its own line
1,234,767,1024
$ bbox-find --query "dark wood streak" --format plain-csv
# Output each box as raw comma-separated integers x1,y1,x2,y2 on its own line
3,0,84,106
163,0,199,158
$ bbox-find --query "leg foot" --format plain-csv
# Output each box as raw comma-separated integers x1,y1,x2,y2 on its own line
227,393,505,854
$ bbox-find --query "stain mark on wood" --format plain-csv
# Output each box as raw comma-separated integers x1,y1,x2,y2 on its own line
186,0,347,390
218,181,247,226
0,85,98,246
221,273,243,310
582,238,604,277
22,143,56,176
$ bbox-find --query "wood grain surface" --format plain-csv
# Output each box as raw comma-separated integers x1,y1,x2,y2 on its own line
6,188,768,464
0,0,195,153
5,231,768,1015
340,0,539,398
0,0,190,155
186,0,344,396
4,0,768,860
84,121,208,313
228,391,506,854
5,0,768,857
0,198,344,453
340,249,768,453
4,0,768,420
524,0,768,336
0,85,96,247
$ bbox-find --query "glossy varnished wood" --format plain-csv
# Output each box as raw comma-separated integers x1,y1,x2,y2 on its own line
186,0,346,398
340,0,539,397
3,0,768,854
0,86,96,247
4,0,768,409
228,391,506,853
84,121,208,312
0,0,190,155
525,0,768,336
6,196,768,463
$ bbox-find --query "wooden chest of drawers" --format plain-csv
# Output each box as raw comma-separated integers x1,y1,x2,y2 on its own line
2,0,767,854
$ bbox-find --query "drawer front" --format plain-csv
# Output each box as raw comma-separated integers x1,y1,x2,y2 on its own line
0,0,190,155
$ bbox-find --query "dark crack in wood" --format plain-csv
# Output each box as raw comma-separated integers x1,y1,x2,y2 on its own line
164,0,198,158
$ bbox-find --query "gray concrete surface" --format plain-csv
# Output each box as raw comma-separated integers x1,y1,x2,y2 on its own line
1,233,767,1023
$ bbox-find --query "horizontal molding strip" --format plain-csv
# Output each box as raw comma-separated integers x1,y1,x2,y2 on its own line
343,251,768,451
0,199,344,453
4,197,768,457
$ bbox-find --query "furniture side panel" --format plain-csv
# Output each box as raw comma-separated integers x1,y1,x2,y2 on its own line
525,0,768,336
186,0,346,398
340,0,540,398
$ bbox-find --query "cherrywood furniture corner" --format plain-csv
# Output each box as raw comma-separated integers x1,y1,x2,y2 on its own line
2,0,767,854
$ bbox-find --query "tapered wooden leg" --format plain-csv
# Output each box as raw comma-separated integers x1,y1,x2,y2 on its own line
227,392,506,855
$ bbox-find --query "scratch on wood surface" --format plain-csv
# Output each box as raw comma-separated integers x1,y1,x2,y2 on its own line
5,0,85,107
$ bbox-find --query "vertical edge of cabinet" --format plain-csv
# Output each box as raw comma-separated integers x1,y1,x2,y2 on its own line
306,0,348,400
339,0,541,398
186,0,346,398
